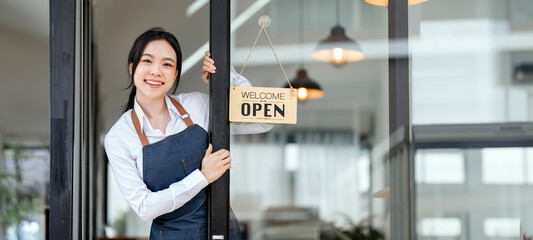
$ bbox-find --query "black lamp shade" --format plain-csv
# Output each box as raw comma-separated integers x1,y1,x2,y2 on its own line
312,25,364,67
284,68,324,100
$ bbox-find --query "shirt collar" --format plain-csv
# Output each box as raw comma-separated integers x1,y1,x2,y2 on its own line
164,95,180,119
132,95,179,133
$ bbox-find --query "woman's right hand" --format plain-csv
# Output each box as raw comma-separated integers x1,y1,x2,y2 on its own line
201,51,215,84
200,144,232,183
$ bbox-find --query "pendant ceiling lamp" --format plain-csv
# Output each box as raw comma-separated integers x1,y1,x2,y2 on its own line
364,0,428,7
284,68,324,100
284,0,324,101
312,0,364,68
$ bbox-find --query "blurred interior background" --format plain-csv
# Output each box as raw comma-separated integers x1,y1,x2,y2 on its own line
1,0,533,239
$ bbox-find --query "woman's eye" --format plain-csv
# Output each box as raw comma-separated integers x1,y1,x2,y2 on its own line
164,63,173,67
142,59,151,63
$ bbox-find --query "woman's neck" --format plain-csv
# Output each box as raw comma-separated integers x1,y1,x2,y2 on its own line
135,95,168,121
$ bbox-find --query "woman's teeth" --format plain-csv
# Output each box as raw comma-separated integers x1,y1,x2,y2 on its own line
145,80,163,86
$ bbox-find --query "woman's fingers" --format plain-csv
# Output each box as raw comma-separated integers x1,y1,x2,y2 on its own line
201,73,209,84
202,62,216,73
201,65,211,84
201,52,216,85
204,146,230,159
204,144,213,157
221,157,231,167
203,58,216,72
204,54,214,64
203,52,216,71
200,148,232,183
212,149,230,160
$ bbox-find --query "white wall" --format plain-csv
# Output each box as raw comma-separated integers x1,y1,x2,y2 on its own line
0,25,49,141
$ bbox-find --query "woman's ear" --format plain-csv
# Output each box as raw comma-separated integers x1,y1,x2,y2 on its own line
129,63,133,75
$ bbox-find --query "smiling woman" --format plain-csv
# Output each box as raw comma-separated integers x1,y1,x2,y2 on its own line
124,28,183,114
104,27,272,240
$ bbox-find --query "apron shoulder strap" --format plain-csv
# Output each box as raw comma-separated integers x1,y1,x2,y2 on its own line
168,96,194,127
130,96,195,147
131,109,150,147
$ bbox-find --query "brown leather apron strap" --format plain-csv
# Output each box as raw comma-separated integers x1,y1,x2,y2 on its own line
131,109,150,146
168,97,194,127
131,96,195,147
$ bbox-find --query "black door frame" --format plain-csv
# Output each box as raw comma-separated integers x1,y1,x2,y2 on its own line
208,0,232,239
387,0,413,239
49,0,77,239
49,0,232,239
50,0,93,239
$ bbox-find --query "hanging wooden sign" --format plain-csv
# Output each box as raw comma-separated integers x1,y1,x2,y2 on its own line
229,16,297,124
230,86,297,124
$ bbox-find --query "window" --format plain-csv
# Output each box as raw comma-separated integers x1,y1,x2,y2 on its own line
482,148,525,184
484,218,521,237
527,148,533,184
415,150,465,184
2,146,49,240
419,218,462,237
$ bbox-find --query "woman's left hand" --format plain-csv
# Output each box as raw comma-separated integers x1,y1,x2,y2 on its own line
201,51,216,84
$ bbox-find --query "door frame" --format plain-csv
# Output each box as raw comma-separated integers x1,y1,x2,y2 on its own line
49,0,232,239
49,0,93,239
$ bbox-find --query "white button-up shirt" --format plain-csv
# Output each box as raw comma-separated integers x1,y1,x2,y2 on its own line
104,69,272,221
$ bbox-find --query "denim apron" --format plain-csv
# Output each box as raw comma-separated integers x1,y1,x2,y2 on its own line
131,96,241,240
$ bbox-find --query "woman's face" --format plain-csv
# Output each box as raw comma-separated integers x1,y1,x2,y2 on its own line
131,39,178,102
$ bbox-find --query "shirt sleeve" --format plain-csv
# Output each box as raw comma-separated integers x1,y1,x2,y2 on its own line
229,65,274,134
104,132,209,221
229,65,252,87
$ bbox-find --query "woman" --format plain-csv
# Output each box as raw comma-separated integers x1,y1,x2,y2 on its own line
104,27,271,240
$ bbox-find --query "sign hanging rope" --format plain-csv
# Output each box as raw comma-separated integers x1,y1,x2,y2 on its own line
229,16,297,124
234,16,294,91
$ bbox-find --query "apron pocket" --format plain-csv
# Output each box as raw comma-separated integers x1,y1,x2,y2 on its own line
158,227,207,240
182,151,205,174
181,159,189,174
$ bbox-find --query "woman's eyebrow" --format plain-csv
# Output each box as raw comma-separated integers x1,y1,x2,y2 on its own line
163,57,176,63
142,53,175,63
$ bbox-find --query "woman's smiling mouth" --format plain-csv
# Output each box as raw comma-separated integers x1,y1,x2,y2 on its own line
144,79,164,87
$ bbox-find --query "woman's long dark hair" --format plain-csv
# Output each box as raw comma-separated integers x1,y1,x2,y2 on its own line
124,27,183,112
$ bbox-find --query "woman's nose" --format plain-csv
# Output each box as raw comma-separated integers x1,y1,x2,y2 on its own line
150,65,162,76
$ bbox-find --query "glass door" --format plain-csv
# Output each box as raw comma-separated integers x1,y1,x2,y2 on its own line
407,0,533,239
413,123,533,239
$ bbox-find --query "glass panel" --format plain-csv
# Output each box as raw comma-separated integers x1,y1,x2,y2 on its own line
482,147,525,184
528,148,533,184
484,218,521,238
96,1,215,238
410,0,533,237
357,150,371,192
2,146,50,240
0,1,50,238
230,0,390,238
96,0,389,239
419,218,462,237
410,0,533,125
415,149,465,184
416,147,532,240
231,132,375,238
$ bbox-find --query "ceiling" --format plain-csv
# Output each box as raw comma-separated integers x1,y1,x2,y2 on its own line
1,0,533,144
